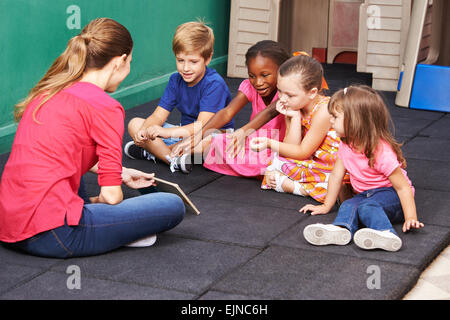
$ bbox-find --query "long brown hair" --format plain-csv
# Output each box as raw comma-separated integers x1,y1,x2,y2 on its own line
14,18,133,122
328,85,406,168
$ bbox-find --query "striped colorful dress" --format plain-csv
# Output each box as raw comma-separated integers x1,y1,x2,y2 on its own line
261,96,348,203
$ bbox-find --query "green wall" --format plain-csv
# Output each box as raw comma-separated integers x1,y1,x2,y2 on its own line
0,0,230,153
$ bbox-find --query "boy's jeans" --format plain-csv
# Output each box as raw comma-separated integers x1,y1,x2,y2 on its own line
9,179,185,258
161,122,182,146
333,187,404,236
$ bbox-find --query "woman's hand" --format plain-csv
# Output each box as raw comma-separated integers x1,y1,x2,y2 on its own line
121,167,156,189
90,185,123,205
249,137,271,152
89,196,100,203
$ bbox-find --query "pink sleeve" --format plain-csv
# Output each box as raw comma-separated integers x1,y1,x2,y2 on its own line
337,141,347,160
374,142,400,177
90,104,125,186
238,79,254,102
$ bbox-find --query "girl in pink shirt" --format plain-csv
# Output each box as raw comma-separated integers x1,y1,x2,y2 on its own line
300,85,424,252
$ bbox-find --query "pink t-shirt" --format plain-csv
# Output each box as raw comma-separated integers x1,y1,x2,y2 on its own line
337,140,414,194
239,79,286,138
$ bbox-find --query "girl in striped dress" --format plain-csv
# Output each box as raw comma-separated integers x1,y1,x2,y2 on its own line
249,55,348,203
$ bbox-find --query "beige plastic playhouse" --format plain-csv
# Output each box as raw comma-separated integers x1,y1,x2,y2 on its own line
227,0,450,103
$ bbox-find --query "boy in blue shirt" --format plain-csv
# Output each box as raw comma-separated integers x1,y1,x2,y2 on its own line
125,21,233,173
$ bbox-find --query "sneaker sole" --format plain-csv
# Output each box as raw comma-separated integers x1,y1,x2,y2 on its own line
303,224,351,246
125,235,157,248
354,228,402,252
179,155,193,174
124,141,137,160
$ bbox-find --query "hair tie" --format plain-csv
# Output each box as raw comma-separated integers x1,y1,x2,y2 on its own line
80,32,93,44
343,87,348,95
292,51,329,90
292,51,309,57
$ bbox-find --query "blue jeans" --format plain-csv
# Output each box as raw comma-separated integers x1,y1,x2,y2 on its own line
333,187,404,236
161,122,182,146
10,187,185,258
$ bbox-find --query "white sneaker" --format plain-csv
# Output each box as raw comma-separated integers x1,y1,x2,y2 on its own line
354,228,402,252
125,235,157,248
303,223,351,246
166,154,193,174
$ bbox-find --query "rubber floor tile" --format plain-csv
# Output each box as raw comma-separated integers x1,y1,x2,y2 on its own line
166,195,306,248
1,270,195,300
50,235,260,294
213,246,421,300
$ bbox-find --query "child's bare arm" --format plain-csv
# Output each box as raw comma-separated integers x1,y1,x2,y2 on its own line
133,107,170,143
261,105,331,159
388,167,424,232
225,100,280,158
142,107,170,129
276,101,302,145
299,158,346,215
240,99,279,132
150,111,215,140
201,92,249,136
170,93,250,157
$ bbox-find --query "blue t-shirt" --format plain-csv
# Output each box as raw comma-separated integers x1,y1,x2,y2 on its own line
159,67,234,129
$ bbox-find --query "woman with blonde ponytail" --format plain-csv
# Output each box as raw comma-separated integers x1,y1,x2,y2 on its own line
0,18,185,258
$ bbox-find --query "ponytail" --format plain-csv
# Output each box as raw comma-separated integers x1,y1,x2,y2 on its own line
14,35,88,123
14,18,133,123
279,55,324,93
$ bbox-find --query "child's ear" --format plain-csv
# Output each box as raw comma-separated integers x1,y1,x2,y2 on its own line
308,87,318,99
205,52,213,66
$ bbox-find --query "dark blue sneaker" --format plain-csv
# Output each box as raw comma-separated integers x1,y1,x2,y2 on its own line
124,141,156,162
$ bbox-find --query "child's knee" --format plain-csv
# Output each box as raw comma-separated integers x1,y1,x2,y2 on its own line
357,200,384,217
127,117,144,135
339,197,360,212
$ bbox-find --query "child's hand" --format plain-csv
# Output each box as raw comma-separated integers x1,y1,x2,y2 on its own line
249,137,270,152
147,125,166,140
225,129,247,158
171,135,194,158
402,219,424,232
299,204,330,215
276,100,301,118
134,129,149,146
